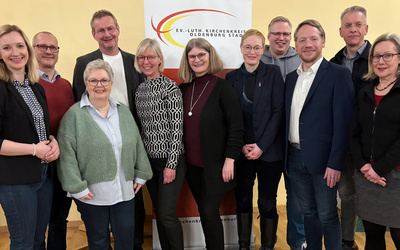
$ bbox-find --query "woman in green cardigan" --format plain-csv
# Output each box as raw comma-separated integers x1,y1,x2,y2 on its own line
57,59,152,250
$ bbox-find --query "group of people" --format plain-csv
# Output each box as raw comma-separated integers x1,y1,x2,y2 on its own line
0,5,399,250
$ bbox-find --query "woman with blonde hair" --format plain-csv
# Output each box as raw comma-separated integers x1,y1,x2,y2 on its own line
351,33,400,249
0,24,59,249
135,38,185,250
226,29,285,250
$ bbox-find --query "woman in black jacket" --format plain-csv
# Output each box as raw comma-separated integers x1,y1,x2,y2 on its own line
0,24,59,249
226,29,285,250
350,33,400,250
178,38,244,250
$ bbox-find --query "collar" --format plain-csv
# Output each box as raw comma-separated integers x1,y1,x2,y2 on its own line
80,92,120,109
297,57,324,74
39,69,60,83
343,41,368,60
13,78,31,88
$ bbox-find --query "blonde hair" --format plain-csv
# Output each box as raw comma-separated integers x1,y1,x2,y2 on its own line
178,38,223,82
241,29,265,46
134,38,164,73
364,33,400,80
268,16,292,33
294,19,326,42
0,24,38,83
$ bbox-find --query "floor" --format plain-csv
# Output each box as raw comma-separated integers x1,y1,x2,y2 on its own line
0,205,396,249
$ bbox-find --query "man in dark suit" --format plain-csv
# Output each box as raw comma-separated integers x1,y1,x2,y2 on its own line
72,10,145,250
330,6,371,250
285,19,354,250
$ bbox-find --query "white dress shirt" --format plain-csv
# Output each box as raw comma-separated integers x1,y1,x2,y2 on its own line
289,57,324,144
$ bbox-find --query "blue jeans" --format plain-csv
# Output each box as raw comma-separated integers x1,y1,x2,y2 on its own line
287,146,341,250
0,164,53,250
75,198,135,250
284,172,306,249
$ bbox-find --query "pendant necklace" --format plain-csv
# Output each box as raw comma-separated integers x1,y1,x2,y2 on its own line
189,80,210,116
91,100,110,110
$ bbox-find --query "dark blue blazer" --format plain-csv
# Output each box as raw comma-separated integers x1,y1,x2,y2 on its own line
226,62,285,162
285,58,355,174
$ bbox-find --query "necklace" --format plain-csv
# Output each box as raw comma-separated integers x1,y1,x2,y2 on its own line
375,78,398,91
90,100,110,110
189,80,210,116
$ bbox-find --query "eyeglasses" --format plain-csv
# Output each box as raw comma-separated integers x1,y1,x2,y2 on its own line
372,53,400,63
137,55,158,62
34,44,59,53
242,45,263,54
87,79,111,86
188,52,207,62
269,32,291,38
342,23,366,30
95,26,117,35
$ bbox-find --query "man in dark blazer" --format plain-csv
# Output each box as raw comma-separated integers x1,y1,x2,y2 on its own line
72,10,145,250
285,20,354,250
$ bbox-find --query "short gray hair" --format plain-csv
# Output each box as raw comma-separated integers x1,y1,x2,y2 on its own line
83,59,114,82
90,10,119,32
340,6,367,23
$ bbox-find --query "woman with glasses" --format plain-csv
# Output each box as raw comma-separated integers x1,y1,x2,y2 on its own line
225,29,285,250
57,59,152,249
178,38,244,249
134,38,185,250
0,24,59,250
350,33,400,249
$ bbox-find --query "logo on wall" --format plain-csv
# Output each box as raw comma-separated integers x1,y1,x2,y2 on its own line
151,9,245,48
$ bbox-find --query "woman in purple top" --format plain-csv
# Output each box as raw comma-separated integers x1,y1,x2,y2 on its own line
178,38,244,250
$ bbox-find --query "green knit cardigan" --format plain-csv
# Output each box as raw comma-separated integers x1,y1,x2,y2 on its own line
57,102,152,194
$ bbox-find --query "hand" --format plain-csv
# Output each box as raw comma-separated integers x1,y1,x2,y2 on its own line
361,163,386,187
133,183,143,194
324,167,341,188
244,143,263,160
163,168,176,184
44,136,60,162
242,145,252,156
35,140,51,160
79,192,94,200
222,158,235,182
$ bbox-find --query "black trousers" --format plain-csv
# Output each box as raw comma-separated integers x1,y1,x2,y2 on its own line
186,164,226,250
146,155,186,250
235,157,283,218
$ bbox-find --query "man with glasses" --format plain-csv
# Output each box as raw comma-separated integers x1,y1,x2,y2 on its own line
261,16,306,250
72,9,146,250
33,31,75,250
261,16,302,80
330,6,372,250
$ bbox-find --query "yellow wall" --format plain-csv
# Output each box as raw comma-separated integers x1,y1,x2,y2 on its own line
1,0,399,227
